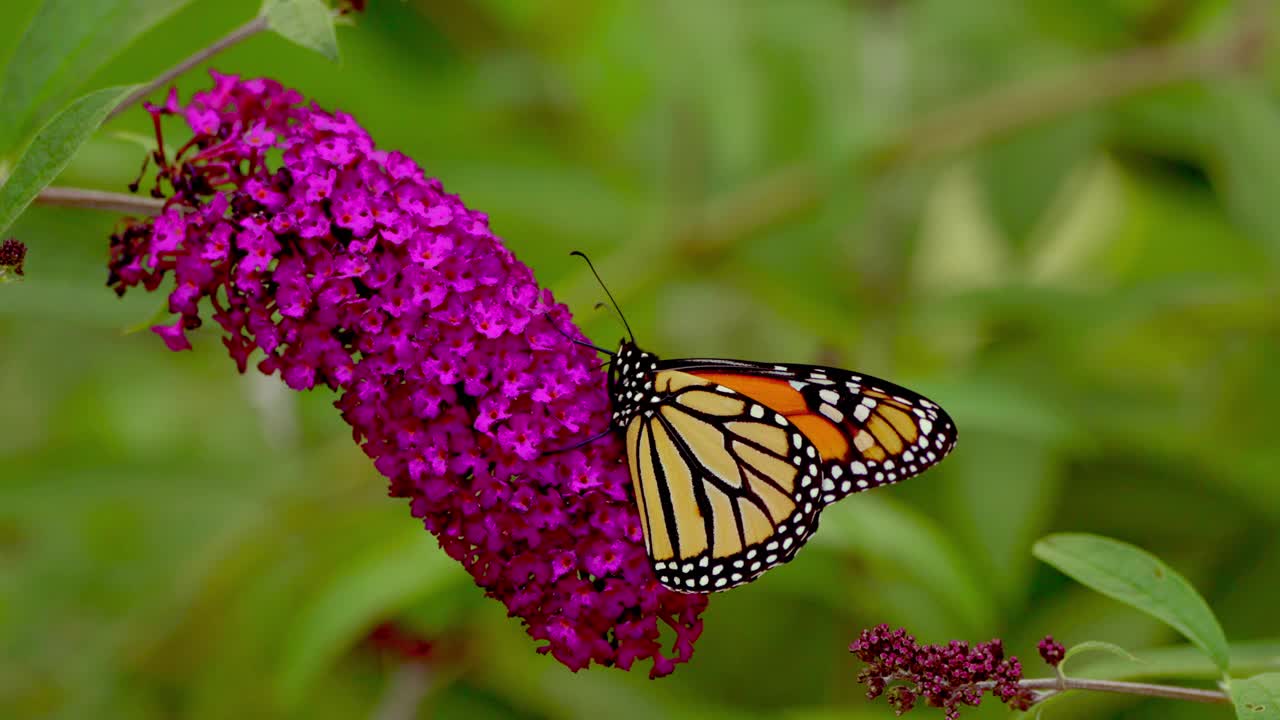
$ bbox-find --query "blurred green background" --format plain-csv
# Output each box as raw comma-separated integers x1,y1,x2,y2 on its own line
3,0,1280,718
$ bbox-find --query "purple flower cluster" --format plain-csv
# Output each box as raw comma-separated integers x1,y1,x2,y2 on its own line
1037,635,1065,667
107,72,707,677
0,238,26,277
850,625,1035,719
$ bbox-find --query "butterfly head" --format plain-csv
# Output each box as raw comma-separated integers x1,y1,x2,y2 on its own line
609,339,659,427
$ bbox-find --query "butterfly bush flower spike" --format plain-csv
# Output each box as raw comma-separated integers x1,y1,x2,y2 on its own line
106,71,707,677
850,624,1036,719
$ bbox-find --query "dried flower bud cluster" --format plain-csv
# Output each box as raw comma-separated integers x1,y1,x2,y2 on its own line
107,72,707,677
850,625,1037,719
0,238,27,278
1037,635,1065,667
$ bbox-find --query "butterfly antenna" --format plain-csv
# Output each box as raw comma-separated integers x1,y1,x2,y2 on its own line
593,301,632,337
545,314,615,356
571,251,635,342
542,426,613,456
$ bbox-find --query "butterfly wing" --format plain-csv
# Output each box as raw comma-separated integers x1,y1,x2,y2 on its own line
624,369,828,592
662,357,957,503
619,353,957,594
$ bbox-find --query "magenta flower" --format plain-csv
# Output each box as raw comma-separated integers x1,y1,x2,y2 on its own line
107,71,707,677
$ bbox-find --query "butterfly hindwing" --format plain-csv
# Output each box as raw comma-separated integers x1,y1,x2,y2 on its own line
623,369,827,591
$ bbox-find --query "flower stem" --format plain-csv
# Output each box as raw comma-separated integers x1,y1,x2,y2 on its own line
1014,676,1231,705
35,186,164,215
105,15,270,123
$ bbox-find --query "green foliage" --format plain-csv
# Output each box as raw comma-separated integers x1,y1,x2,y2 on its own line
0,0,191,157
2,0,1279,718
1034,533,1231,673
0,85,136,234
1231,673,1280,720
275,525,466,708
261,0,339,62
1060,640,1144,674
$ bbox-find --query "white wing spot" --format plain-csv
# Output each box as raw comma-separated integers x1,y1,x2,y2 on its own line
820,403,844,423
919,418,934,435
831,465,844,479
852,461,868,475
853,405,871,422
861,397,877,408
749,405,765,419
819,389,840,404
821,478,835,491
789,380,808,391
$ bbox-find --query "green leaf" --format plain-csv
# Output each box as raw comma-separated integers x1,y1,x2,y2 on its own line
261,0,339,63
1208,82,1280,267
0,0,193,156
1061,640,1143,674
1071,641,1280,682
0,85,137,236
1232,673,1280,720
274,525,462,709
1033,533,1231,673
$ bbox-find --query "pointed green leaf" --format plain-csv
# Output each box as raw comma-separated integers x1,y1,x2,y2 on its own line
1033,533,1230,673
1232,673,1280,720
0,0,194,155
0,85,137,235
261,0,339,62
1061,640,1143,674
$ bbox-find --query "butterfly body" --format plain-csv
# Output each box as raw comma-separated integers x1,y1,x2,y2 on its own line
607,340,957,593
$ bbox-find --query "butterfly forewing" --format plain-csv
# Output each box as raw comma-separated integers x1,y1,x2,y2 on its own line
667,358,957,502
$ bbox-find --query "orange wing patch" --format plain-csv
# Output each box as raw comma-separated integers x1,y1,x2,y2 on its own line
689,373,808,414
689,370,852,462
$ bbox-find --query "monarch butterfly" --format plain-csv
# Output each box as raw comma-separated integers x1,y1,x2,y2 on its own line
565,253,957,593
